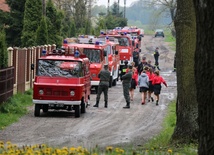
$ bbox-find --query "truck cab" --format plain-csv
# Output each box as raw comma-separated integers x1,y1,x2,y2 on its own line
33,49,91,117
63,38,120,93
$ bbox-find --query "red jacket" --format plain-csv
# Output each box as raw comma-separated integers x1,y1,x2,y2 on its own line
146,71,154,82
152,75,167,87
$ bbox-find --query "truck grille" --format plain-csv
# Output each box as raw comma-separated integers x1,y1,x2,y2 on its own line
45,89,68,96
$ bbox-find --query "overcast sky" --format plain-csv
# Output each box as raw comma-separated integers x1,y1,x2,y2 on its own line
95,0,138,7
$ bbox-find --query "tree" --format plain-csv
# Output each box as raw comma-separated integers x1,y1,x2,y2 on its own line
171,0,198,143
36,17,48,45
21,0,42,47
0,30,8,69
46,0,64,47
193,0,214,154
5,0,26,47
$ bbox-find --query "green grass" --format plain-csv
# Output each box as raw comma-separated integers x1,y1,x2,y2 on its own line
0,89,33,130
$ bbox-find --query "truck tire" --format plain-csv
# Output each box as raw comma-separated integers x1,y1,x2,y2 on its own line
42,105,48,113
34,104,41,117
81,98,86,113
74,105,80,118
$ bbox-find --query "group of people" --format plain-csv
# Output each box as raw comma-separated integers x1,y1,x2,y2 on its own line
93,47,167,109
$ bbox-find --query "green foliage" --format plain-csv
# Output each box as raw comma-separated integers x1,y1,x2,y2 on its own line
5,0,26,47
0,30,8,69
0,89,33,130
36,16,48,45
84,19,91,35
21,0,42,47
46,0,64,47
70,20,76,37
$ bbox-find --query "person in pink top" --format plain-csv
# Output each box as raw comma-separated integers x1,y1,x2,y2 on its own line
127,62,138,101
152,70,167,105
145,66,155,102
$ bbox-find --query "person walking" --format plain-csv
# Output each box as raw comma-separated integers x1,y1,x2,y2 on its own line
154,47,161,70
93,64,111,108
127,62,138,101
152,70,167,106
121,65,133,109
138,56,148,75
138,70,149,104
147,60,155,72
145,66,155,102
132,48,140,67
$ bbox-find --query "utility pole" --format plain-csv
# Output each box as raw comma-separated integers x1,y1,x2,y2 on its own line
124,0,126,18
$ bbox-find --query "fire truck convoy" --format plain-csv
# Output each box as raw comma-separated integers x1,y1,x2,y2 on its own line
33,49,91,117
98,30,138,77
63,37,120,93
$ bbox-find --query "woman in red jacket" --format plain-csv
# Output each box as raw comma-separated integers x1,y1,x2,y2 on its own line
145,66,155,102
152,70,167,105
127,62,138,101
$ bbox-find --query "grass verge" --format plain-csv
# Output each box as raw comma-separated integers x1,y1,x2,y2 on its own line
0,89,33,130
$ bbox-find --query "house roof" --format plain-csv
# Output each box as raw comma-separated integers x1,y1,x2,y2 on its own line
0,0,10,12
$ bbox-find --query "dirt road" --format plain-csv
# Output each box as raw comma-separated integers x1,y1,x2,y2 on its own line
0,35,177,149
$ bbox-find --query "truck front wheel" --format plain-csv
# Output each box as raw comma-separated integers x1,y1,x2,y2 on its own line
34,104,41,117
74,105,80,118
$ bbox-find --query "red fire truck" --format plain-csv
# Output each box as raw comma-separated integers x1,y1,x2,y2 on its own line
98,30,135,78
63,38,120,93
33,49,91,117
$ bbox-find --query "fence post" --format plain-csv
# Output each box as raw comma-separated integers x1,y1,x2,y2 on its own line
7,47,13,67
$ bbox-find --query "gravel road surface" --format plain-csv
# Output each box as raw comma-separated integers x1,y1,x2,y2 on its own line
0,34,177,149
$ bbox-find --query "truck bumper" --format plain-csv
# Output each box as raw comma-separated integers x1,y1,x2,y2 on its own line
33,99,81,105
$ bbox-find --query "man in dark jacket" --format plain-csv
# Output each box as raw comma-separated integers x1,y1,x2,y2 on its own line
138,56,148,75
93,64,111,108
133,48,140,67
154,47,160,70
121,65,133,109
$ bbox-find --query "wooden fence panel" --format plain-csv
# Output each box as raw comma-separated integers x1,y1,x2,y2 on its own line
0,67,14,104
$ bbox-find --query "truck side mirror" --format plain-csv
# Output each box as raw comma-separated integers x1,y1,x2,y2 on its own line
103,50,107,57
31,64,34,70
115,51,118,55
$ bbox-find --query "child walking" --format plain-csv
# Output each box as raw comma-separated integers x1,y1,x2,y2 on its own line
152,70,167,105
138,70,149,105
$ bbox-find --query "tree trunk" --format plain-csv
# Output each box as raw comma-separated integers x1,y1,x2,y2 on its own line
193,0,214,154
171,0,198,143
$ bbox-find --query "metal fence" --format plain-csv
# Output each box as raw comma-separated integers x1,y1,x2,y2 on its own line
0,44,56,104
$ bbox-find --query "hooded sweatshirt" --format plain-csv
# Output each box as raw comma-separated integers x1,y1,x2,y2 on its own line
138,72,149,88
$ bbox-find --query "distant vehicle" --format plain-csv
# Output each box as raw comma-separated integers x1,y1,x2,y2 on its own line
155,29,165,37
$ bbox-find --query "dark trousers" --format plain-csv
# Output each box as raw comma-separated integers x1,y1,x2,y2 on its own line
123,83,130,104
96,85,109,102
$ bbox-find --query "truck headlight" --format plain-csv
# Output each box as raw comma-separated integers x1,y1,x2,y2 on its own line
39,90,44,95
70,91,75,96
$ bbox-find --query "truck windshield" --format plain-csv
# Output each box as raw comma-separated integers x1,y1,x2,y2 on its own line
83,49,101,63
37,60,83,78
98,36,129,47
